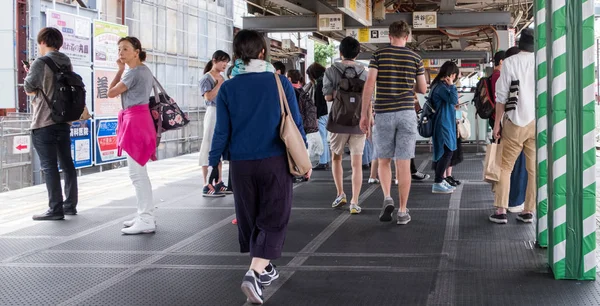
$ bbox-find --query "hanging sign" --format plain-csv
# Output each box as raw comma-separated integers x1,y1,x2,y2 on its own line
413,12,437,29
339,0,372,27
318,14,344,31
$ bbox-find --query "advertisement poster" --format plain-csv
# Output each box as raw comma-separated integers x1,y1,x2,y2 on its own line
94,69,122,117
93,20,128,69
46,10,91,65
94,118,125,165
70,120,93,168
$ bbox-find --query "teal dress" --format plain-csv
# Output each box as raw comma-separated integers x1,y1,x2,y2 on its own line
431,82,458,162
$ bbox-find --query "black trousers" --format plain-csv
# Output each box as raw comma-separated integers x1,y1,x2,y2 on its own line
434,146,454,183
230,155,293,260
32,123,78,213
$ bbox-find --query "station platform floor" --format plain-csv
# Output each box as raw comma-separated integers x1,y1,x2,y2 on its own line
0,152,600,305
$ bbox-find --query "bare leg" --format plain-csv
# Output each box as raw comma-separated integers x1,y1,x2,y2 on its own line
395,159,411,213
350,154,363,204
332,153,344,197
370,159,379,179
202,166,208,185
378,158,392,198
250,257,270,274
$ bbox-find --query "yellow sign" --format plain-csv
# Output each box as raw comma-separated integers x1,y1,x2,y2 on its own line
358,28,370,43
350,0,357,10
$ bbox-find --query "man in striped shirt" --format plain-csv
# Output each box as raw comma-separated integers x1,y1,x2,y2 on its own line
360,21,427,225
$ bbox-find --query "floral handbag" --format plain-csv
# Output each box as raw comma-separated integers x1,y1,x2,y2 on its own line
149,77,190,144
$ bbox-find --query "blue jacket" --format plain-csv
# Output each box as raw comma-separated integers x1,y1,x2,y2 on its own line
431,82,458,162
208,72,306,167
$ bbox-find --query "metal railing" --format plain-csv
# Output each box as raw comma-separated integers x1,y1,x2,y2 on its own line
0,113,33,192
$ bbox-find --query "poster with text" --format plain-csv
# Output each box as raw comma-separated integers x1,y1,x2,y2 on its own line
70,120,93,168
46,10,91,65
94,69,122,117
94,118,125,165
93,20,128,69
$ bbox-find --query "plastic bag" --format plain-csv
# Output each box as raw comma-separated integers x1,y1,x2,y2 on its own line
307,132,324,160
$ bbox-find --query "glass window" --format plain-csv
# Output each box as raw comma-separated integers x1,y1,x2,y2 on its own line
167,9,177,54
140,3,154,49
188,16,198,57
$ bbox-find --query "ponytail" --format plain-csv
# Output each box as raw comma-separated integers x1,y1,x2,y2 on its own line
203,61,213,74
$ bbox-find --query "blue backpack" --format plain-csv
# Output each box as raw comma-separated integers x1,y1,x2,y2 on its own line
417,84,438,138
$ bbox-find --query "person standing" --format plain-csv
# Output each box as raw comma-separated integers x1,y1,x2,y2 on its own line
306,63,330,170
360,21,428,225
108,36,157,234
489,29,536,224
430,62,460,194
25,28,79,221
323,37,368,214
209,29,309,304
199,50,231,197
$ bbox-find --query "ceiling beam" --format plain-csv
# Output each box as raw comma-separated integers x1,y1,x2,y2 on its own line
243,11,511,32
440,0,456,11
266,0,314,14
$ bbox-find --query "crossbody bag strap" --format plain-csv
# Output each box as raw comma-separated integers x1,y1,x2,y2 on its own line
274,74,288,117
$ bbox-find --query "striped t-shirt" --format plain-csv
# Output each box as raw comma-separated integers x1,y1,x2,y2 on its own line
369,46,424,113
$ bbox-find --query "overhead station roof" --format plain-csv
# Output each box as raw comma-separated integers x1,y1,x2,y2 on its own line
242,0,534,63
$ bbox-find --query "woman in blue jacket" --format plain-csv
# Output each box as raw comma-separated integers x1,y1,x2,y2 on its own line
208,29,310,305
430,61,460,194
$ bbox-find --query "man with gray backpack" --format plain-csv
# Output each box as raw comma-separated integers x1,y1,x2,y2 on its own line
24,27,84,221
323,36,368,214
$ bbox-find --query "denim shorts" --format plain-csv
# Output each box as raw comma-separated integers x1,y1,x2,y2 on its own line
373,111,417,160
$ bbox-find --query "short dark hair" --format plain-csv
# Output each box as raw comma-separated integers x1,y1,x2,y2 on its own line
273,61,286,74
340,37,360,60
306,63,326,83
37,27,63,50
118,36,147,62
494,51,506,66
505,46,521,58
233,29,268,65
389,21,411,39
287,69,303,84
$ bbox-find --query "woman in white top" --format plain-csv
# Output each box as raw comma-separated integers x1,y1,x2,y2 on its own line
198,50,231,197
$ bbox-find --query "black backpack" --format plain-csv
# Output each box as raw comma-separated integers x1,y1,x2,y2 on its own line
418,84,438,138
329,67,365,127
39,57,86,123
472,76,495,119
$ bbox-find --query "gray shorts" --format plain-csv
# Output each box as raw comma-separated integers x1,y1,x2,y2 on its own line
373,111,417,160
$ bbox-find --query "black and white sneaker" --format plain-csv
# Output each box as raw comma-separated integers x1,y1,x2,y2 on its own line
489,213,508,224
259,263,279,286
412,172,430,181
241,270,264,304
516,213,534,223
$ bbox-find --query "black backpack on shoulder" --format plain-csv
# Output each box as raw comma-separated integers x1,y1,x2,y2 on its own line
417,84,438,138
472,76,495,119
39,56,86,123
329,67,365,127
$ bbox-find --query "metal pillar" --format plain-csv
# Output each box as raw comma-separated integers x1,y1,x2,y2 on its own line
16,0,28,113
539,0,596,280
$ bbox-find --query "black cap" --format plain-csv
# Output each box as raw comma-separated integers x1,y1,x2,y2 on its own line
518,28,534,52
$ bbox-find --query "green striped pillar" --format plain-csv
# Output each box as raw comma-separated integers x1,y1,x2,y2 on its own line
580,0,596,280
543,0,596,280
535,0,549,248
548,0,568,278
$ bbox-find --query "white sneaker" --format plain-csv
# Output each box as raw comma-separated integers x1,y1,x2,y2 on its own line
123,218,157,228
368,178,380,184
508,204,524,213
121,217,156,235
123,218,136,228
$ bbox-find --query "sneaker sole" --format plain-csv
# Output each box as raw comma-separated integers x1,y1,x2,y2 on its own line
397,217,411,225
202,194,226,198
488,216,508,224
350,208,361,214
379,204,395,222
32,216,65,221
332,200,347,208
516,217,533,223
241,282,263,304
121,229,156,235
432,190,453,194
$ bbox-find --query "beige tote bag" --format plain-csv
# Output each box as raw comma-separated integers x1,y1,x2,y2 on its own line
274,74,312,176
